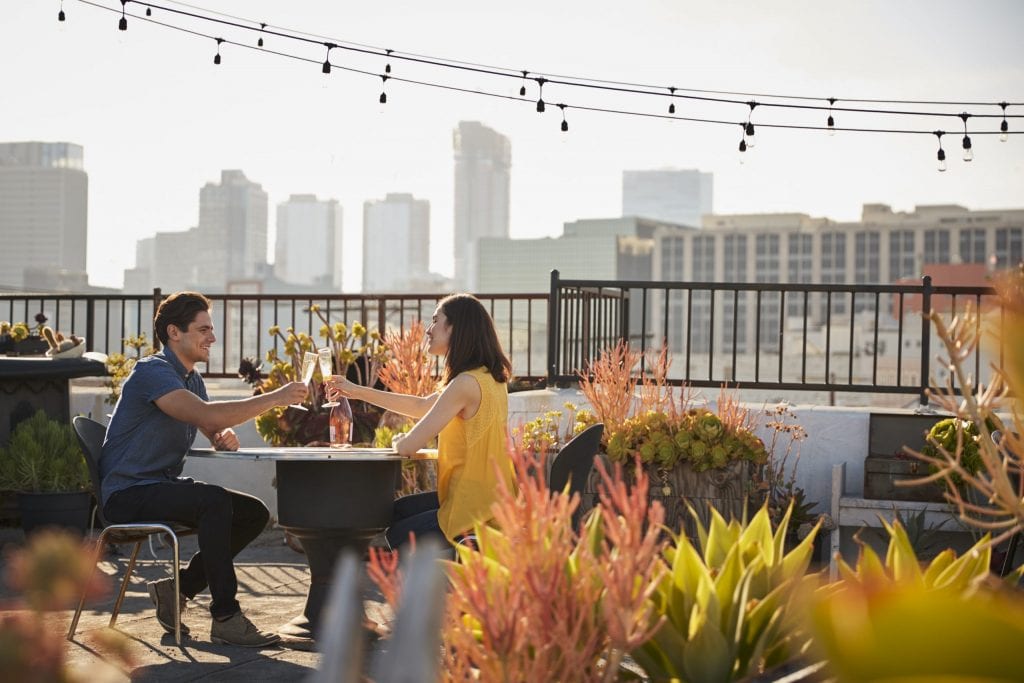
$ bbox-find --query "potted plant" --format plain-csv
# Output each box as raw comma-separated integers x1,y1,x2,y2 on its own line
0,314,52,356
0,410,92,536
576,342,769,538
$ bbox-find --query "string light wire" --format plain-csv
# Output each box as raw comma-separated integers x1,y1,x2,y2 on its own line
72,0,1022,145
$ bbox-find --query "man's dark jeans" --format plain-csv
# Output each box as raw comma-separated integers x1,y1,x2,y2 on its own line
103,481,270,619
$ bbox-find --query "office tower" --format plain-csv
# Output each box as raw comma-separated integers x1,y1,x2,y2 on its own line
275,194,344,289
362,193,430,292
622,168,713,228
197,170,268,289
453,121,511,290
0,142,88,290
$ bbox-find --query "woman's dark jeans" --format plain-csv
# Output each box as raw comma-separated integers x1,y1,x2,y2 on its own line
385,490,451,551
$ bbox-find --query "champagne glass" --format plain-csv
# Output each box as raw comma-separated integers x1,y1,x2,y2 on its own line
318,347,339,408
289,351,318,411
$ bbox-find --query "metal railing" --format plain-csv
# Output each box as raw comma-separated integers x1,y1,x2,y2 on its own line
1,274,1005,403
0,290,550,382
548,271,1002,404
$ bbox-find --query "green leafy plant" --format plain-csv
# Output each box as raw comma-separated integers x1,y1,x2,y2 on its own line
512,403,581,454
807,518,1024,682
104,333,153,405
920,417,983,487
632,502,821,682
0,411,90,493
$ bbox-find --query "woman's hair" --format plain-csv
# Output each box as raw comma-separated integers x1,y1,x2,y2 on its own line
154,291,212,345
438,293,512,384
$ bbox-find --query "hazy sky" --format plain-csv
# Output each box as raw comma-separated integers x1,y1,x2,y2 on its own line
4,0,1023,290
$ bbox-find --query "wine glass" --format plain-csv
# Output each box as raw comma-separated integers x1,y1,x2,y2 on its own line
318,347,339,408
289,351,318,411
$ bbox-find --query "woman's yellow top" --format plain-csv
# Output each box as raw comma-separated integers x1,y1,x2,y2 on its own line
436,367,512,543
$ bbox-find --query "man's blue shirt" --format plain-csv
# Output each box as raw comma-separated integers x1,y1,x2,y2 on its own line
99,346,208,505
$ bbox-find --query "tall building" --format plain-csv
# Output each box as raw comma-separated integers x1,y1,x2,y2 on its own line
275,194,344,289
362,193,430,292
0,142,87,290
622,168,713,227
197,170,268,289
453,121,511,290
652,203,1024,354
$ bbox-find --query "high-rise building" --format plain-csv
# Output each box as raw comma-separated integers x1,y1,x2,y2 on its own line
0,142,87,290
362,193,430,292
197,170,268,289
622,168,713,228
275,194,343,289
453,121,511,290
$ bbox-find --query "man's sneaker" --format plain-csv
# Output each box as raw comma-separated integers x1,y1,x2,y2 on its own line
210,611,281,648
147,578,190,636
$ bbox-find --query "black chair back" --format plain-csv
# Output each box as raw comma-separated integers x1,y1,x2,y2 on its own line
73,416,109,527
549,423,604,497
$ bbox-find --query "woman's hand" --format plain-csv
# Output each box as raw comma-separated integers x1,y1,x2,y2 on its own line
325,375,360,402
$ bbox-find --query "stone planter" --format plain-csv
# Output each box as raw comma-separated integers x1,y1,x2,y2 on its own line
1,335,50,356
863,454,945,503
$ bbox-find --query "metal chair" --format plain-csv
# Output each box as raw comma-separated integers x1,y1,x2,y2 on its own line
548,423,604,528
67,416,197,645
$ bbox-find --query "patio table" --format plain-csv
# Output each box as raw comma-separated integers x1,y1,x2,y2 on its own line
189,445,436,648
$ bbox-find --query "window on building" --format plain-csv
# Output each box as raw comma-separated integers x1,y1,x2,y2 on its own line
923,229,951,265
958,228,986,264
889,230,916,280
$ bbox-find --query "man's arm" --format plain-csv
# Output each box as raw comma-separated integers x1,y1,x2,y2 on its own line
155,382,308,436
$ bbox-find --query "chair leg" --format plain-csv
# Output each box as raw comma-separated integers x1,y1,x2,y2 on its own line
110,541,142,628
170,533,182,646
67,534,107,641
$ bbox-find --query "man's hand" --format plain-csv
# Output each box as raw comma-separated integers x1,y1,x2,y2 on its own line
274,381,309,406
212,428,240,451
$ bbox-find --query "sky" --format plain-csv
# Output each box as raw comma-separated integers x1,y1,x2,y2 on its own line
3,0,1023,291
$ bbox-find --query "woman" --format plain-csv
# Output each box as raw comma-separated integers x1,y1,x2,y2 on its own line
326,293,513,550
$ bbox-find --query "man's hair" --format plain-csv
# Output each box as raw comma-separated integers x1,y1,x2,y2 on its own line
154,291,212,345
439,293,512,384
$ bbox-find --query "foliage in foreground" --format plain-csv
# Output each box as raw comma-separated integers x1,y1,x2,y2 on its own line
0,530,132,682
808,518,1024,682
633,505,821,682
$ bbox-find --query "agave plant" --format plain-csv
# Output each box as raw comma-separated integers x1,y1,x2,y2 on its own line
807,518,1024,682
632,503,821,682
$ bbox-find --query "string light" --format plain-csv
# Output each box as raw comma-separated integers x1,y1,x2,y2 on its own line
826,97,836,136
213,37,223,64
322,42,334,74
69,0,1023,158
118,0,127,30
959,112,973,162
934,131,947,172
558,104,568,132
58,0,65,21
384,48,393,74
1000,102,1009,142
738,123,748,153
379,74,389,104
668,86,676,114
145,6,151,16
744,100,757,148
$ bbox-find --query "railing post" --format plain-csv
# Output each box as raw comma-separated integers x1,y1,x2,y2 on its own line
85,296,95,352
919,275,932,405
547,270,561,386
151,288,162,352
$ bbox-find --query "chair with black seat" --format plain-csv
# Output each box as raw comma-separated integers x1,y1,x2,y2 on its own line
67,416,197,645
548,423,604,529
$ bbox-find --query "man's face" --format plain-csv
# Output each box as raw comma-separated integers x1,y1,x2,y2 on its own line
168,310,216,367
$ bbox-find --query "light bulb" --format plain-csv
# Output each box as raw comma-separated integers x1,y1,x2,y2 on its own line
745,122,756,148
827,115,835,137
1000,120,1009,143
937,148,947,172
962,135,973,162
536,99,545,113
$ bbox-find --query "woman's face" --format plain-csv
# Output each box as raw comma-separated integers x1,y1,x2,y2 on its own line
426,305,452,356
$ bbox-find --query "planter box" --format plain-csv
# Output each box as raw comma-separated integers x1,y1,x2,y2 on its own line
863,454,945,503
1,336,50,356
584,456,750,540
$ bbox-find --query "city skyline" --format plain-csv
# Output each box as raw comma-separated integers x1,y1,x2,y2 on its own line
3,0,1022,291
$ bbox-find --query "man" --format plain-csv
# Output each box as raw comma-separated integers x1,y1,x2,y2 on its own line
100,291,307,647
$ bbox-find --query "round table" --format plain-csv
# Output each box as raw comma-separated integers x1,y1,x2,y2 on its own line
189,446,435,648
